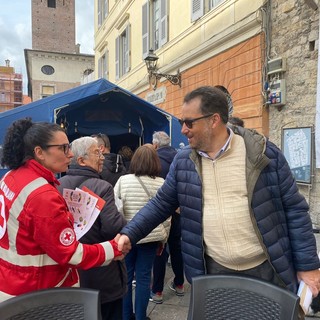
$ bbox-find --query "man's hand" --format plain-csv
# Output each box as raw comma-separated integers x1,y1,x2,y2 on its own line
297,269,320,297
114,234,132,254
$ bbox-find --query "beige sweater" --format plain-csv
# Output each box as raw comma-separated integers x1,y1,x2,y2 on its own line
202,134,266,270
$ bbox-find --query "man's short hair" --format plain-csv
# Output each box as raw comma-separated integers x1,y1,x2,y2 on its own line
152,131,171,147
91,133,110,149
183,86,229,124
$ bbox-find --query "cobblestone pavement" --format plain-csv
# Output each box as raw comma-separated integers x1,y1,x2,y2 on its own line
146,265,190,320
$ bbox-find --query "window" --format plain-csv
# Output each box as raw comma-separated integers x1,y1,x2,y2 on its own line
41,85,55,99
41,65,55,75
210,0,224,8
98,51,108,79
0,93,5,103
115,25,131,79
14,93,22,103
142,0,168,57
98,0,109,27
48,0,56,8
191,0,225,22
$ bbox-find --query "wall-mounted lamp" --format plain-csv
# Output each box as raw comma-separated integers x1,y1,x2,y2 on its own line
144,49,181,90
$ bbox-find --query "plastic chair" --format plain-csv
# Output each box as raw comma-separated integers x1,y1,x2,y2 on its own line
0,287,102,320
188,274,300,320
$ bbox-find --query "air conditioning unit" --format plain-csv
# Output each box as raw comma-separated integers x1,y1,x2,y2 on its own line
267,57,286,75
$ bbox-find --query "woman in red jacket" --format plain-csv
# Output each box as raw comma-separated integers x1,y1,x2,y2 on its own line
0,118,123,303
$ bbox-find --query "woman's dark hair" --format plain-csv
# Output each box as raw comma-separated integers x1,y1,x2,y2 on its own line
129,145,161,178
183,86,229,124
118,145,134,161
1,118,65,170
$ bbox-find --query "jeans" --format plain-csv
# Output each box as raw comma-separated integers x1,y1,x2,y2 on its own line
123,241,158,320
152,212,184,293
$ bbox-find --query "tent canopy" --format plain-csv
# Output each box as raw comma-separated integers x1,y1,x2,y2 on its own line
0,79,187,153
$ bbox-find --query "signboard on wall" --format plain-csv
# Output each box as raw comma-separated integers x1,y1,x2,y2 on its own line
281,127,313,184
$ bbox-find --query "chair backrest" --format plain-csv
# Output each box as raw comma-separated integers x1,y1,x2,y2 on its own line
188,274,300,320
0,287,102,320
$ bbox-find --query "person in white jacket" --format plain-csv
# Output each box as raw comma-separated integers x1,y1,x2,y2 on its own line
114,144,170,320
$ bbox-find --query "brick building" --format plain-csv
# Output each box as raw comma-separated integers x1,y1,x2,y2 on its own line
0,59,23,112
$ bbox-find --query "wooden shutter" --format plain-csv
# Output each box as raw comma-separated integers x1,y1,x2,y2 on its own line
191,0,203,22
142,2,149,58
125,24,131,73
104,50,108,79
115,37,120,80
98,0,102,27
160,0,168,47
98,56,102,78
104,0,108,19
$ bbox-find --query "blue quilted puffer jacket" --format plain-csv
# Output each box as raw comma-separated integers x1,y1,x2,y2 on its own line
121,127,320,293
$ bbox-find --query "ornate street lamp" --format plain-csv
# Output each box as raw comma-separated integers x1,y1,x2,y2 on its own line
144,49,181,90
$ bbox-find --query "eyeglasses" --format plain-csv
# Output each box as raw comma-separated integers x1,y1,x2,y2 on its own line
178,113,214,129
45,143,71,155
86,150,104,158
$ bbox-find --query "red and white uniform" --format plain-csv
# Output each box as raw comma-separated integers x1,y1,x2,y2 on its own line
0,159,121,302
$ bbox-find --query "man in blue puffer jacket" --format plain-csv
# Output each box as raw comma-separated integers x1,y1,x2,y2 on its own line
117,86,320,299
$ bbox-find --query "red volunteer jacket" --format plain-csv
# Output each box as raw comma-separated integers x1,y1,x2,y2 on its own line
0,159,121,302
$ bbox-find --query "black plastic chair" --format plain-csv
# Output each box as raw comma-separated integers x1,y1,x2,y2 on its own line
0,287,102,320
188,274,300,320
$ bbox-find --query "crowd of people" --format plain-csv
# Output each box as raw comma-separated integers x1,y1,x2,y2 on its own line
0,85,320,320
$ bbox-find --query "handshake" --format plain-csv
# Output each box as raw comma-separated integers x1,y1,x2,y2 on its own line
110,234,132,261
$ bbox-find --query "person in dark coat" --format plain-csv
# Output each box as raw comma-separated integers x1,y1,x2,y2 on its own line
92,133,127,186
118,145,134,173
149,131,184,304
58,136,127,320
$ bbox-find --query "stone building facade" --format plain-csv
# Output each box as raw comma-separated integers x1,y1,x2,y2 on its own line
268,0,320,227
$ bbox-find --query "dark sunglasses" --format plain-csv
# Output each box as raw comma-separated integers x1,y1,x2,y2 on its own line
178,113,214,129
45,143,72,155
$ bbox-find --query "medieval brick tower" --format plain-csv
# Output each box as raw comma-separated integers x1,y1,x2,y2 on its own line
25,0,94,101
32,0,76,53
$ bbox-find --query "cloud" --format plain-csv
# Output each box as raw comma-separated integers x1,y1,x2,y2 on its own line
0,0,94,94
75,0,94,54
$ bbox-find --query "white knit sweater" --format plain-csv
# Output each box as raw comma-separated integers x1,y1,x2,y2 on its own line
114,174,171,243
202,134,265,270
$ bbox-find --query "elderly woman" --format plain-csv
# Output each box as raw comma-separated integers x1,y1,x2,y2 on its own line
58,137,127,320
0,119,122,303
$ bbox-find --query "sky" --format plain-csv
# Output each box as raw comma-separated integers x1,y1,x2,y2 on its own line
0,0,94,94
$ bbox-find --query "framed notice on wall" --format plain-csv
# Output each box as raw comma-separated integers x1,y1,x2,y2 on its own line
281,127,313,184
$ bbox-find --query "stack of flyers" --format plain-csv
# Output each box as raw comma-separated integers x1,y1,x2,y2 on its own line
63,187,105,240
297,252,320,314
